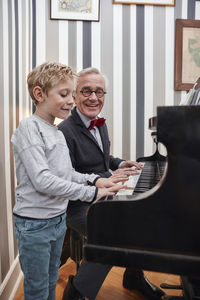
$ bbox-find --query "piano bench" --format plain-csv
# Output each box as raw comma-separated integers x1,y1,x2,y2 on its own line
69,228,85,271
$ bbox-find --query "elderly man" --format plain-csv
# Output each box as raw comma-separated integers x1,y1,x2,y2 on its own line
58,68,164,300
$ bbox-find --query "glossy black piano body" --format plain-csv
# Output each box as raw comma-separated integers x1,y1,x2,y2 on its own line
84,106,200,278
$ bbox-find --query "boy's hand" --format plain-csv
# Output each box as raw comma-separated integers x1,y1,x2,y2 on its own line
96,184,125,200
95,176,127,188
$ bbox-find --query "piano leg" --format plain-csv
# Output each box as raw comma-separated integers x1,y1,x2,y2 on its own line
162,297,184,299
187,276,200,298
123,268,165,299
161,276,200,300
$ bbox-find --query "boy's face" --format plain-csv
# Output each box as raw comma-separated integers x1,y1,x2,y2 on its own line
36,79,75,124
75,73,105,120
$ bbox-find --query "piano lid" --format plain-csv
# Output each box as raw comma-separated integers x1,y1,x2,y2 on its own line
84,106,200,277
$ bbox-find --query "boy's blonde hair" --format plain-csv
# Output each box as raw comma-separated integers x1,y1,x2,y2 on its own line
27,62,76,105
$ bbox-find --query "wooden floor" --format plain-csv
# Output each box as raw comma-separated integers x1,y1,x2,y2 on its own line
14,259,182,300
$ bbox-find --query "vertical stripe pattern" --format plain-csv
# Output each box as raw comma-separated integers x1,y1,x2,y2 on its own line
136,5,145,158
1,0,10,283
1,0,200,298
113,4,123,158
0,0,34,297
144,5,154,156
122,6,131,160
83,22,91,68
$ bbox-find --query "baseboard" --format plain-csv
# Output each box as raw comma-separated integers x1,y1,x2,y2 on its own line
0,256,22,300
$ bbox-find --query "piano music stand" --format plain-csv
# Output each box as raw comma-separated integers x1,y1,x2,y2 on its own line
137,116,167,162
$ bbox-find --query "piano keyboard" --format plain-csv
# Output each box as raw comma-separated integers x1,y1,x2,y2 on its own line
117,163,145,196
117,161,166,196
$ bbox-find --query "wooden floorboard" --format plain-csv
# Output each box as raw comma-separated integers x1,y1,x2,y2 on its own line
14,259,182,300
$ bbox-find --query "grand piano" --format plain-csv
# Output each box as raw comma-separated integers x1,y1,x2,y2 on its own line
84,106,200,299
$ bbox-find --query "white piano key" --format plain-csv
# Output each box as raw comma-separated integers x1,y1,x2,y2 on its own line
117,163,145,196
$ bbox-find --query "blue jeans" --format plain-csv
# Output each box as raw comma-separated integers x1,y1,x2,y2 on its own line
14,213,67,300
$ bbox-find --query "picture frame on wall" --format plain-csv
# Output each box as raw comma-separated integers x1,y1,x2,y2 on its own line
174,19,200,91
50,0,100,21
113,0,175,6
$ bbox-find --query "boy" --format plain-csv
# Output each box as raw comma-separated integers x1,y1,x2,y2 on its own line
11,62,124,300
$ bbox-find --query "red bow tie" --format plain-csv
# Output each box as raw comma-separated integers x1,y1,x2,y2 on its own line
88,118,106,130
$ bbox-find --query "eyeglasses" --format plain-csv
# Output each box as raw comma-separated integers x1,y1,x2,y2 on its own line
80,89,107,98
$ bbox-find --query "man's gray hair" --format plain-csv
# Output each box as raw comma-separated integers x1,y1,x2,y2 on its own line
77,67,108,90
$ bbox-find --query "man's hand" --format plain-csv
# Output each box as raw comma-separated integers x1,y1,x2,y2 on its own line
95,176,128,188
96,184,125,200
112,168,140,177
120,160,143,170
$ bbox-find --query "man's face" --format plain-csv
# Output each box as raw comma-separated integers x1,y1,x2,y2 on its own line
75,73,106,119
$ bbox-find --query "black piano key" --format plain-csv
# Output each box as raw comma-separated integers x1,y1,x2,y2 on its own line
133,161,166,194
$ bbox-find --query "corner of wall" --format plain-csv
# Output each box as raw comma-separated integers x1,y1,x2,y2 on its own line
0,257,22,300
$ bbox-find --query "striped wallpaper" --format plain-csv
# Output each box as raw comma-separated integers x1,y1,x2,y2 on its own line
1,0,200,298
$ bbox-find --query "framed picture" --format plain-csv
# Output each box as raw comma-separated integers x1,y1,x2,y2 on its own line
113,0,175,6
175,19,200,91
50,0,100,21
